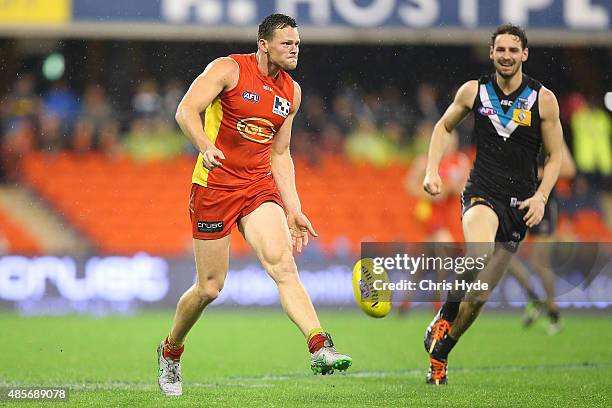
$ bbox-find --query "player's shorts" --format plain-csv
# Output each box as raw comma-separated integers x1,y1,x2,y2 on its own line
529,193,558,236
461,182,529,253
189,175,284,240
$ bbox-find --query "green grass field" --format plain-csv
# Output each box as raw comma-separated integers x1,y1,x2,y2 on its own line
2,308,611,407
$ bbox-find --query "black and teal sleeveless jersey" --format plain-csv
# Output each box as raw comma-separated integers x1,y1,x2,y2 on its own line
468,73,543,199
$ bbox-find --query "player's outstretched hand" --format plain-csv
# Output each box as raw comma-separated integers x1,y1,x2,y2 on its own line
202,147,226,170
423,171,442,196
287,212,318,254
519,193,546,228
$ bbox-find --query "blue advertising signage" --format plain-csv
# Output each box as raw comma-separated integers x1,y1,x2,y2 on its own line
70,0,610,30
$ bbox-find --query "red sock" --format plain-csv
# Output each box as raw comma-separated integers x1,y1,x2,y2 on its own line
307,333,327,353
162,336,184,361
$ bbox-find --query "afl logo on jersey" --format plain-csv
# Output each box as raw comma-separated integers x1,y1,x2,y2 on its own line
236,117,276,144
478,106,497,116
242,90,260,103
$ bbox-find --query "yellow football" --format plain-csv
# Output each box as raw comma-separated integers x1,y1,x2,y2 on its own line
352,258,392,318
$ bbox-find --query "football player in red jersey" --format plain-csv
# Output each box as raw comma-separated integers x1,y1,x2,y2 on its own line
156,14,352,396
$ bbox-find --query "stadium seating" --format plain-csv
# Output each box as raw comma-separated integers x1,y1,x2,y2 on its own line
0,205,41,254
21,152,193,256
572,209,612,241
18,152,611,257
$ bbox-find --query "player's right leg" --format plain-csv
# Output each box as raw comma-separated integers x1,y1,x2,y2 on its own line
158,236,231,396
425,204,498,385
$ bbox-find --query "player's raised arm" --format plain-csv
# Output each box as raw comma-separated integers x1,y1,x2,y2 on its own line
175,57,239,169
519,87,563,227
424,80,477,196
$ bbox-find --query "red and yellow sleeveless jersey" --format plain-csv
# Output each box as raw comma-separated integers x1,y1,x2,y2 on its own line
192,53,295,190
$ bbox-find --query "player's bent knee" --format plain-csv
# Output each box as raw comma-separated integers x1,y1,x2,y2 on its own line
466,242,494,263
193,281,224,303
264,253,299,284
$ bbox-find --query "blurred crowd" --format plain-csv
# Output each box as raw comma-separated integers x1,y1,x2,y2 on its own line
1,73,610,214
0,74,189,180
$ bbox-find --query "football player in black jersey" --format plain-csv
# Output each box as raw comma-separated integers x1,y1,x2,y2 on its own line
421,24,564,385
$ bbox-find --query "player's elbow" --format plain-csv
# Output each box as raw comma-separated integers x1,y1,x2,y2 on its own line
174,105,186,126
561,163,576,179
434,119,453,138
271,145,290,159
563,157,577,179
433,120,445,134
175,102,195,127
568,165,576,179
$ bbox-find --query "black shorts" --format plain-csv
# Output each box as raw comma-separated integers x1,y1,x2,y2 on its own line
461,182,529,253
529,194,558,236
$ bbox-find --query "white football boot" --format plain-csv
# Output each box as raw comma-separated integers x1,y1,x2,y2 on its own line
157,341,182,396
310,333,352,375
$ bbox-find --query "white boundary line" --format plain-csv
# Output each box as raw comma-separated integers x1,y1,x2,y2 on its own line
1,362,609,391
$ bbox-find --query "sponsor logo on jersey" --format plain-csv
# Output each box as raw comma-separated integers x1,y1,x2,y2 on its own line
236,117,276,144
500,99,513,106
263,85,273,92
197,220,224,233
242,90,260,103
273,95,291,118
478,106,497,116
512,109,532,126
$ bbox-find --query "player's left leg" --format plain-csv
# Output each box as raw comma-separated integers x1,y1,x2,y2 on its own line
449,245,514,338
239,201,352,374
531,235,562,334
529,197,562,333
507,256,545,327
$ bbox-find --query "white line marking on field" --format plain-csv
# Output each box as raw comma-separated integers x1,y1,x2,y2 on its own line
0,363,608,391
